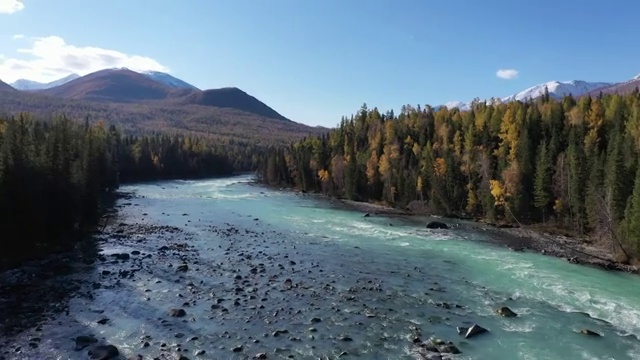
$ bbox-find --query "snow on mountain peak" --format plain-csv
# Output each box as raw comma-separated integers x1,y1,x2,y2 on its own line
501,80,611,102
439,78,621,112
139,70,199,90
11,73,80,90
443,101,471,111
633,74,640,81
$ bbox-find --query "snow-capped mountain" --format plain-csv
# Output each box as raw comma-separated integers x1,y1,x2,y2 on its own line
443,78,619,111
140,71,199,90
501,80,612,102
11,74,80,90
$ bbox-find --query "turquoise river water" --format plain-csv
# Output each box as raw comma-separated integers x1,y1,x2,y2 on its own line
2,175,640,360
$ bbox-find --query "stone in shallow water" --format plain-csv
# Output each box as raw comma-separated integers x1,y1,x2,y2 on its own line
88,344,119,359
176,263,189,272
169,308,187,317
496,306,517,317
73,335,98,351
463,324,488,339
579,329,601,336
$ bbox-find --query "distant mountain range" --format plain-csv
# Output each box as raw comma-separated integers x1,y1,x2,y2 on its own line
2,68,640,141
10,70,198,91
0,68,327,146
443,73,640,110
11,74,81,91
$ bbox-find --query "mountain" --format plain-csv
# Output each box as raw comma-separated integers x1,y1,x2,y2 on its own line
11,74,80,91
0,80,15,92
585,76,640,97
141,71,198,90
502,80,612,102
443,79,615,110
0,90,325,147
179,87,289,121
442,101,471,111
40,68,177,102
33,69,289,122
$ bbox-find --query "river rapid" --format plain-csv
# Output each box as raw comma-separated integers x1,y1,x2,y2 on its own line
1,175,640,360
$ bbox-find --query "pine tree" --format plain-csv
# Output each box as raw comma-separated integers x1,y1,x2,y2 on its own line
624,165,640,252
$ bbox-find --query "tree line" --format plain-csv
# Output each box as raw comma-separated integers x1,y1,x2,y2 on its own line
258,91,640,261
0,113,235,270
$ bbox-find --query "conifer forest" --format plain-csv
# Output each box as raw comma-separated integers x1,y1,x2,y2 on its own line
258,92,640,260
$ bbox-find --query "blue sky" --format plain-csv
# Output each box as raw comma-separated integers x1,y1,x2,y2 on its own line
0,0,638,127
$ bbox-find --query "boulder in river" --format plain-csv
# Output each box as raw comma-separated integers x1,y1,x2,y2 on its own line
461,324,488,339
176,263,189,272
426,221,449,229
496,306,518,317
169,308,187,317
88,344,119,359
73,335,98,351
113,253,130,260
420,337,461,354
579,329,601,337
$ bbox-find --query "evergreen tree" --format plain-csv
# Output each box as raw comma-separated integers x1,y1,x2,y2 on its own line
624,164,640,252
534,141,552,221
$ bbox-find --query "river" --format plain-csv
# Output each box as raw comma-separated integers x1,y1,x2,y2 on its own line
1,175,639,359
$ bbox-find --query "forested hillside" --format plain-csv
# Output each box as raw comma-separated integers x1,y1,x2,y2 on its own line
0,113,235,270
258,92,640,260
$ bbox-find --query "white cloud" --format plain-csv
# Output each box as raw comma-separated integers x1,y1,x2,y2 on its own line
0,0,24,14
12,33,24,39
496,68,519,80
0,35,168,83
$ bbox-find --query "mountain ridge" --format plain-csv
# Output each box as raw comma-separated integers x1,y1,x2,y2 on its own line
141,70,199,90
39,68,176,102
177,87,290,122
28,68,290,122
443,74,638,110
0,80,16,92
12,74,81,91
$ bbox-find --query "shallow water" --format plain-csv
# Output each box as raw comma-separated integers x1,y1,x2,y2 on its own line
2,175,640,359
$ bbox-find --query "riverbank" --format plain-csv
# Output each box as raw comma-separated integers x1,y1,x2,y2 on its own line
332,198,639,274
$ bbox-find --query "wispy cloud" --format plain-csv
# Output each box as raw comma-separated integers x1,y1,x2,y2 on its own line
496,68,519,80
0,35,168,83
0,0,24,14
12,33,24,40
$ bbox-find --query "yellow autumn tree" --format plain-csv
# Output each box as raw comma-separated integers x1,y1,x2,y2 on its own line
434,157,447,178
366,151,379,185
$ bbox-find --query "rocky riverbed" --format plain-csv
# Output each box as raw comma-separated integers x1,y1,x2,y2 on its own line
1,176,639,359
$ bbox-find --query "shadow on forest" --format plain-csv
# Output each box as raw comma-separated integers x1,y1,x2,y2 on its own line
0,192,124,338
0,234,100,337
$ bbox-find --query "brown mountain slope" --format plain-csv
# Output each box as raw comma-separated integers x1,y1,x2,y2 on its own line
0,80,16,92
586,78,640,97
177,87,290,122
0,91,326,146
39,68,178,102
